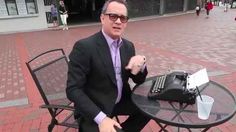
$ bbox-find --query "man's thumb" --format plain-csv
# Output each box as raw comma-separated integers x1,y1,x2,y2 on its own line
125,63,132,69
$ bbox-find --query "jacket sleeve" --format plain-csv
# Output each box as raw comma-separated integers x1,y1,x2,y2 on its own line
127,41,148,84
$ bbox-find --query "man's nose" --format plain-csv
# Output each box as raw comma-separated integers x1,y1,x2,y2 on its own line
115,17,122,24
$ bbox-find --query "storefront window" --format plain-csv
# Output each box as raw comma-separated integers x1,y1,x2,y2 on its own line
0,0,37,17
16,0,27,15
26,0,37,14
165,0,184,13
6,0,18,15
0,0,8,16
127,0,160,18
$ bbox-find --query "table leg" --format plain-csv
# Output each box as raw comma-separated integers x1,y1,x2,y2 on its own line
174,127,192,132
155,120,168,132
201,127,210,132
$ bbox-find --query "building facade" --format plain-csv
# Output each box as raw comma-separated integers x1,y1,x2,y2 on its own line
0,0,48,33
0,0,197,33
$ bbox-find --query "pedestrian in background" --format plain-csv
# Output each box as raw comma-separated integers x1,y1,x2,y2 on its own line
195,5,201,16
205,0,213,18
224,2,229,12
50,3,58,27
59,0,68,30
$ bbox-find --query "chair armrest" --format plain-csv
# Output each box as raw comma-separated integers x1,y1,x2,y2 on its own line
40,104,75,111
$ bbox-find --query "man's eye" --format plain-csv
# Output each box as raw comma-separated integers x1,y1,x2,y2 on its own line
110,14,118,18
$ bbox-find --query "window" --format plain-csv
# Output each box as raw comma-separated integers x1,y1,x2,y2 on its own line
16,0,27,15
0,0,38,17
0,0,8,16
6,0,18,15
25,0,37,14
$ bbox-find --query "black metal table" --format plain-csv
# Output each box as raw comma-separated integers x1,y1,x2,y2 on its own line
131,76,236,132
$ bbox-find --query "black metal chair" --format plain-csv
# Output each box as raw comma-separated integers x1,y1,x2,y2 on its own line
26,49,79,132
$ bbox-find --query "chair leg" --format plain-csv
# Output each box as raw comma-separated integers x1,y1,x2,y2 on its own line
48,124,54,132
48,118,57,132
115,116,121,124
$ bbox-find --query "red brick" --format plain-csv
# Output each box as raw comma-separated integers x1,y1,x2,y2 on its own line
30,118,41,130
21,120,33,132
11,122,23,132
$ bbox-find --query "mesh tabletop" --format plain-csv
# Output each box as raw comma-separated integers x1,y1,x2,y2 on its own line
132,76,236,129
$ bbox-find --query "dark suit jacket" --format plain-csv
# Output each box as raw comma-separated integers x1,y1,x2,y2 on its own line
66,31,147,131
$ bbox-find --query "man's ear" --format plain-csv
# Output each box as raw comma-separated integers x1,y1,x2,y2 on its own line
100,14,105,23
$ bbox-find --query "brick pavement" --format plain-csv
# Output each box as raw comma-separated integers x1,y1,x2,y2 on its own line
0,6,236,131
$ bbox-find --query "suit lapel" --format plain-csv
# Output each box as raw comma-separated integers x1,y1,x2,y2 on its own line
96,32,117,85
120,40,129,79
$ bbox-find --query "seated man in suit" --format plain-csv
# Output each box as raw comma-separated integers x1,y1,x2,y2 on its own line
66,0,150,131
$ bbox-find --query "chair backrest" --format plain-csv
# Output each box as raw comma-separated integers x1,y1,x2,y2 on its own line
26,49,71,115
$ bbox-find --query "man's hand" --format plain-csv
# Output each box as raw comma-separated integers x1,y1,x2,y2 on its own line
98,117,122,132
125,55,146,75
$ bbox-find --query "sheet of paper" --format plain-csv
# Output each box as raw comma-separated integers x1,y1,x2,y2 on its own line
187,68,209,90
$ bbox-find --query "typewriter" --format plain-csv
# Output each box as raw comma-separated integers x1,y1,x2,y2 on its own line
148,71,197,104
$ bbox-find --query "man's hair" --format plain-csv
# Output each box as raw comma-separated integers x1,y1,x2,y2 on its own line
101,0,128,15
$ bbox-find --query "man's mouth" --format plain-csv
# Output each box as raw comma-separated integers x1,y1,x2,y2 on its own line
113,27,121,30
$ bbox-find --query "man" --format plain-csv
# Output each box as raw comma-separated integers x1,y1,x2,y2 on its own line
66,0,150,131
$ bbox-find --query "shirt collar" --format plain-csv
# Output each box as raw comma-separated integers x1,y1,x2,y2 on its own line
102,29,122,48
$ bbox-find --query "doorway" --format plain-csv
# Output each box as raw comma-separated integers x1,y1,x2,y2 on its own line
64,0,105,25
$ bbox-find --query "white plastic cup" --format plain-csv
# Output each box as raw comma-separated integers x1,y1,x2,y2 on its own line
197,95,214,120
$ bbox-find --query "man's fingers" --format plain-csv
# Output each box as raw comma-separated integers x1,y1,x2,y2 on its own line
125,65,132,70
114,122,122,129
126,55,146,70
125,59,134,69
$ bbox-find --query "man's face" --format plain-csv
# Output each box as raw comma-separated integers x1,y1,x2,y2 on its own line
60,1,64,6
100,2,128,39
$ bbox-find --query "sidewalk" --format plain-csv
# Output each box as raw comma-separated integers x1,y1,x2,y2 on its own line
0,6,236,132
